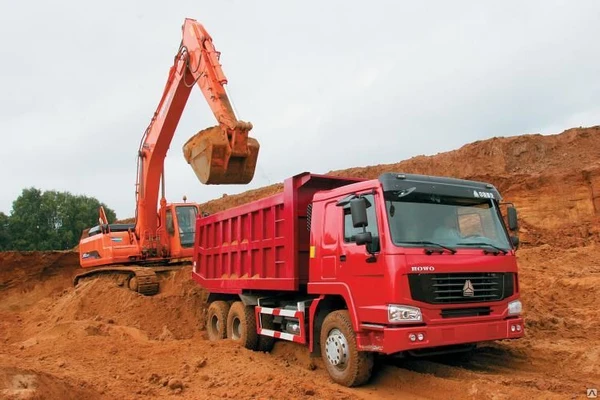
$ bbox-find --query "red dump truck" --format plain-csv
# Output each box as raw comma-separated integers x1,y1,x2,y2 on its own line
191,172,524,386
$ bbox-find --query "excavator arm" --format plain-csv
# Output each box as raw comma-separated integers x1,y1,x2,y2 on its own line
135,18,259,242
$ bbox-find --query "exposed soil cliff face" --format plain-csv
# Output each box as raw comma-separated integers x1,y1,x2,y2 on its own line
1,127,598,399
200,126,600,248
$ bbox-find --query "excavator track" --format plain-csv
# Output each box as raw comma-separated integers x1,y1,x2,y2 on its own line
127,268,160,295
72,265,184,296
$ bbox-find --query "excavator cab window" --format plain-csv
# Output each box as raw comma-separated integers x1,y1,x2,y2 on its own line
175,206,198,248
166,210,175,235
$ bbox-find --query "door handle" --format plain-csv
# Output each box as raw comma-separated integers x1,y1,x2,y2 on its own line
340,255,347,262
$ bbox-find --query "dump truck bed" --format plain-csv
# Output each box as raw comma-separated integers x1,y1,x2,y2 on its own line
191,172,363,294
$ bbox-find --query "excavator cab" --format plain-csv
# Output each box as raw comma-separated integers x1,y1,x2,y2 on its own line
183,123,259,185
165,204,199,249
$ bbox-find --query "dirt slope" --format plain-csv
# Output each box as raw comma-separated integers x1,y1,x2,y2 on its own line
1,126,599,399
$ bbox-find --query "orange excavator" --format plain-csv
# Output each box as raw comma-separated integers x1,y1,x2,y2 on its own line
75,18,259,295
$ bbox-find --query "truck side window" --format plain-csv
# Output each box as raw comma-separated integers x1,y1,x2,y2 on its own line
343,194,380,251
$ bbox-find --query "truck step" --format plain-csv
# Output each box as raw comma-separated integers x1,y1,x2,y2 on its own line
255,306,306,344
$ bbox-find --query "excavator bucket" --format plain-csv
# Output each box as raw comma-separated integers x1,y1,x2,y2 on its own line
183,125,260,184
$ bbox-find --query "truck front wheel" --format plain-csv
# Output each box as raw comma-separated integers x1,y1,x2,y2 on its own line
227,301,259,350
206,301,230,341
320,310,374,387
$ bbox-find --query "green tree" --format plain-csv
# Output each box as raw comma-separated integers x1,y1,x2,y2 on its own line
0,212,10,250
8,188,117,251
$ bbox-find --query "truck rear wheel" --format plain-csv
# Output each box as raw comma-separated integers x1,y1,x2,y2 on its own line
206,301,230,341
227,301,258,350
320,310,374,387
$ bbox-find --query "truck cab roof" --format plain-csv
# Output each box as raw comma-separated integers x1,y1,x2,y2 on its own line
378,172,502,201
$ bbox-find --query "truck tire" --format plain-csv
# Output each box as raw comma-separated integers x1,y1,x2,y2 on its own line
227,301,259,350
206,301,230,341
256,314,275,352
320,310,374,387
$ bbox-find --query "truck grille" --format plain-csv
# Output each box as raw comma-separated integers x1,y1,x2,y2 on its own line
408,273,514,304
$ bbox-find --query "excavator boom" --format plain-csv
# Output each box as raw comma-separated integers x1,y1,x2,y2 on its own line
137,18,259,240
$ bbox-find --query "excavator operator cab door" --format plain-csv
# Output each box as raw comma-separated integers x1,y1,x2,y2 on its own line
166,204,199,257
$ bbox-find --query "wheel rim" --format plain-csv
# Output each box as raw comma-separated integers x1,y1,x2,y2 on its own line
210,314,219,335
231,316,241,340
325,328,349,369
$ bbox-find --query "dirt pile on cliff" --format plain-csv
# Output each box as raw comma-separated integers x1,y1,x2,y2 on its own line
332,126,600,178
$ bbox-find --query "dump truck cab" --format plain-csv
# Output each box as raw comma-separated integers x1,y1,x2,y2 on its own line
308,173,523,356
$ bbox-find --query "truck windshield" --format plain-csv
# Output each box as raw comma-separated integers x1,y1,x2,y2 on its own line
175,206,198,248
384,191,511,251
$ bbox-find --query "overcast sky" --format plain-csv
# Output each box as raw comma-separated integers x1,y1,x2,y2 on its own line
1,1,599,219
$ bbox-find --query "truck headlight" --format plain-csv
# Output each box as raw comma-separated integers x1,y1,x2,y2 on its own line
388,305,422,323
507,300,522,316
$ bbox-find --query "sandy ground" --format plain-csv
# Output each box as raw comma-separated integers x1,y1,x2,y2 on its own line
0,245,598,400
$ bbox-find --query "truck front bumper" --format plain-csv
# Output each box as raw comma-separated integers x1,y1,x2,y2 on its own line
357,317,524,354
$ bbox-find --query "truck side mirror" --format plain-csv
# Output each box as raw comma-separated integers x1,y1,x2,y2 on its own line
507,206,518,231
350,198,368,228
355,231,373,246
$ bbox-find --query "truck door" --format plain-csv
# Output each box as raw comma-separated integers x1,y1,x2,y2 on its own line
317,201,343,280
340,193,382,276
339,193,386,309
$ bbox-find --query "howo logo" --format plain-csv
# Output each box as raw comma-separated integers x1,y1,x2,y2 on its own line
463,280,475,297
411,266,435,272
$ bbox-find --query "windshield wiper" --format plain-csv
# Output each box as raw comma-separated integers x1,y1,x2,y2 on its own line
399,241,457,254
457,242,508,255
